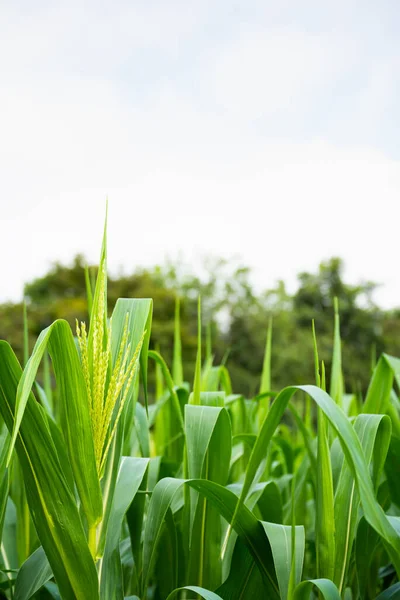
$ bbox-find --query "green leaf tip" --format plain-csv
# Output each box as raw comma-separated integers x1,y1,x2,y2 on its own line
192,296,202,405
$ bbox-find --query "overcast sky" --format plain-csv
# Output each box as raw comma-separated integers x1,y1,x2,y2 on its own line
1,1,400,306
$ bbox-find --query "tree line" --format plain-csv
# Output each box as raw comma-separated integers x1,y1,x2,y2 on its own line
1,255,400,397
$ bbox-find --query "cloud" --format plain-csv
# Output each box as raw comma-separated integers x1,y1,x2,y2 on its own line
1,90,399,308
0,1,210,71
211,28,360,120
0,1,400,308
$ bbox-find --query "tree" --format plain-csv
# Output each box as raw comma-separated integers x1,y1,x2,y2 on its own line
2,254,399,398
293,258,383,391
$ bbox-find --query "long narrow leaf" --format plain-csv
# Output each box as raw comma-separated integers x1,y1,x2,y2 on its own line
6,320,102,528
0,342,99,599
235,384,400,574
14,547,52,600
99,457,148,600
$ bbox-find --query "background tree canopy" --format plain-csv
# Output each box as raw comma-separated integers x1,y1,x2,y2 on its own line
2,255,400,397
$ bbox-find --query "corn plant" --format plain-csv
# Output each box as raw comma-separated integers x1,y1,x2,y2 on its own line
0,216,400,599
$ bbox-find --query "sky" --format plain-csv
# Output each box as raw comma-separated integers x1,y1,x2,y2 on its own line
1,0,400,306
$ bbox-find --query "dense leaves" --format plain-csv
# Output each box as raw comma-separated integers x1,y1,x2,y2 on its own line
0,225,400,599
3,256,400,397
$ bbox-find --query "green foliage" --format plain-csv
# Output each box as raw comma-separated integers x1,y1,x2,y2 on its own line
1,226,400,599
3,255,400,399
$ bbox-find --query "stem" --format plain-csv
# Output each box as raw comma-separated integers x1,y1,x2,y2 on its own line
198,452,209,587
88,523,97,560
338,482,356,594
23,499,30,558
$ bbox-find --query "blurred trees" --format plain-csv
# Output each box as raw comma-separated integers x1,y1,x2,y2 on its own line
1,255,400,397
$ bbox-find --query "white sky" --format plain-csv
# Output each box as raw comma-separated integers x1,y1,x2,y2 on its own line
1,0,400,306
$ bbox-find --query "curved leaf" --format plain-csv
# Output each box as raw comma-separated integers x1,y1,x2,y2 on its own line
6,320,102,528
142,477,280,598
166,586,223,600
216,537,264,599
14,547,52,600
376,582,400,599
294,578,341,599
185,405,232,590
236,385,400,574
148,350,184,430
333,413,391,590
261,522,304,600
99,457,149,600
0,342,99,599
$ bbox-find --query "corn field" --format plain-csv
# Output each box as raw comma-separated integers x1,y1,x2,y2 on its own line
1,218,400,600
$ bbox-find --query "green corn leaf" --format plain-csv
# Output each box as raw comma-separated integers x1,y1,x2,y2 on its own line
206,321,213,361
154,506,179,599
217,537,265,599
84,264,94,318
261,522,304,600
6,320,102,528
293,578,341,599
173,296,183,386
185,404,232,590
285,454,310,527
260,317,273,395
126,466,149,594
152,387,186,462
385,435,400,508
222,479,282,580
14,546,52,600
316,406,335,579
0,341,99,599
43,582,62,599
387,399,400,438
141,477,182,596
234,385,400,576
96,297,153,556
185,405,231,526
142,478,280,598
330,297,343,407
12,443,38,564
198,391,225,407
22,300,29,367
5,209,400,598
46,416,75,496
0,427,10,544
255,481,283,524
202,366,233,395
287,473,297,600
42,350,53,414
333,413,391,591
191,297,202,406
154,342,165,400
364,356,394,414
202,321,214,390
166,586,223,600
134,402,150,457
258,317,273,424
185,406,230,483
87,203,108,356
187,480,280,597
355,517,380,599
110,298,153,413
375,582,400,599
383,354,400,389
288,403,317,477
1,495,18,581
148,350,184,430
99,457,149,600
312,320,321,388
